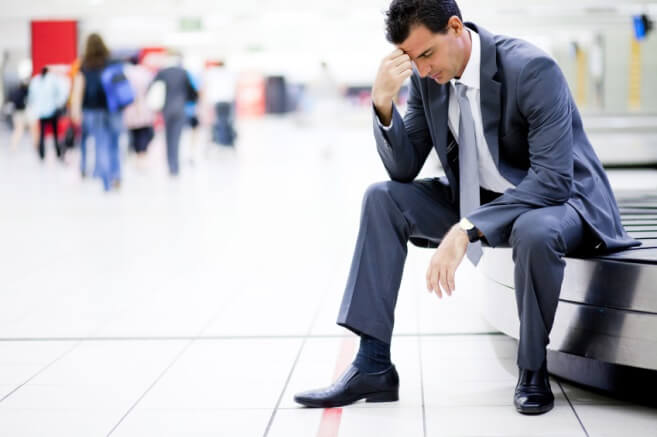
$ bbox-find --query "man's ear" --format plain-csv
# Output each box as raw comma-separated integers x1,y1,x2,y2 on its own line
448,16,463,33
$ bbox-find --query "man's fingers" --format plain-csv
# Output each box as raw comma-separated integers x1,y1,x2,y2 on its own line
439,267,450,296
431,268,441,299
391,62,412,75
386,48,404,60
429,266,442,297
390,53,410,67
425,267,433,292
390,68,412,86
447,267,456,294
429,268,437,294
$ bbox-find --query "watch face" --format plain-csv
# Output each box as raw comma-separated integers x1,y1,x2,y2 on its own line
460,218,474,230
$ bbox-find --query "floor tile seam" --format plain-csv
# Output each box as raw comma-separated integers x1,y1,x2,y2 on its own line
417,340,428,437
102,286,243,435
193,283,249,338
262,276,333,437
105,338,197,436
432,434,583,437
416,287,428,437
417,402,577,409
0,403,597,411
0,332,505,342
567,401,629,407
0,406,290,411
261,330,309,436
421,395,574,407
0,341,82,404
556,379,590,437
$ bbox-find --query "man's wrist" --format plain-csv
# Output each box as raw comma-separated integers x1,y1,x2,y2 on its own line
372,93,393,111
373,99,393,127
458,218,481,243
373,96,391,106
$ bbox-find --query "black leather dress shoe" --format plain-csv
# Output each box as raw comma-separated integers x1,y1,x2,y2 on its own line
514,361,554,415
294,364,399,408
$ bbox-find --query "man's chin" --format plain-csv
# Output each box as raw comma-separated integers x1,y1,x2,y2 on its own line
431,74,450,85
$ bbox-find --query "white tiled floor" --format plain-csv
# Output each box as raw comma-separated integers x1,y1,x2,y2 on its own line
1,114,656,436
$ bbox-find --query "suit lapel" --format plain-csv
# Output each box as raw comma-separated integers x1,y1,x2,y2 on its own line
466,22,501,167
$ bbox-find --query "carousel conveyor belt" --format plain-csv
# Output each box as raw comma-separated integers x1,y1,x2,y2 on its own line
478,190,657,402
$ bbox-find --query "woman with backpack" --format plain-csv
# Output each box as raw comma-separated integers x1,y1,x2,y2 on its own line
70,33,122,191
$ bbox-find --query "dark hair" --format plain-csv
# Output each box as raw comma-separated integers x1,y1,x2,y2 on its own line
385,0,462,44
81,33,109,69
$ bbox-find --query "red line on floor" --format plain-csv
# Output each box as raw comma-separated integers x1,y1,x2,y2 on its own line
316,336,356,437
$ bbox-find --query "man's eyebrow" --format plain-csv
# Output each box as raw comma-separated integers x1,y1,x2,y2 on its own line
408,47,432,61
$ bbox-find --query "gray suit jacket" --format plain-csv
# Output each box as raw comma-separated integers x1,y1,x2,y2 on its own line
374,22,639,252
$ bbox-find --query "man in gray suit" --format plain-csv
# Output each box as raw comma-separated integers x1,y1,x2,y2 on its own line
294,0,638,414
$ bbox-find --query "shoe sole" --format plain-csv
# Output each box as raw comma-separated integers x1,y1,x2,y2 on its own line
365,391,399,403
295,391,399,408
515,401,554,415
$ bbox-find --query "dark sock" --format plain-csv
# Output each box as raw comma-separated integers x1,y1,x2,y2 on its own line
353,334,392,373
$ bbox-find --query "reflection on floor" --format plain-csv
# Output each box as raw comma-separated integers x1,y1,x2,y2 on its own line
1,116,656,436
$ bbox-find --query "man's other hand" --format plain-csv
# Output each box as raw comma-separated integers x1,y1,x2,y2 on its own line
372,49,412,125
426,224,469,298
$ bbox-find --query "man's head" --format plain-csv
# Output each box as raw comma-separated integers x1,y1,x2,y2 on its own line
385,0,470,84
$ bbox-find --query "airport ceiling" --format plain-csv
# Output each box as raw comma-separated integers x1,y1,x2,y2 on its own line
3,0,657,20
2,0,655,81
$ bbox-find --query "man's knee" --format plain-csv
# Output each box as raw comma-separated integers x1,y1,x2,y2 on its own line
511,211,562,253
362,181,397,210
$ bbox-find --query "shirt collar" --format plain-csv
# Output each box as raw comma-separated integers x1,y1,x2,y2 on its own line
451,28,480,90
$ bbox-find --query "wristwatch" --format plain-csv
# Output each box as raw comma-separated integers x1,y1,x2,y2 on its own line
458,217,480,243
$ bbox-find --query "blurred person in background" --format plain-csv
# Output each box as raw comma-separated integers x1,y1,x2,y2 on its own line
123,56,155,169
184,70,200,165
28,67,69,161
308,61,341,156
69,59,90,177
309,61,340,121
71,33,122,190
203,60,237,147
152,52,196,176
7,77,29,151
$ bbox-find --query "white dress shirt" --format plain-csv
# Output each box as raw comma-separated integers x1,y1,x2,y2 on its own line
377,29,515,193
449,29,514,193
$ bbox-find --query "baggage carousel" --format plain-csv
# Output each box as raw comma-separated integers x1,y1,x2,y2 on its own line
478,190,657,403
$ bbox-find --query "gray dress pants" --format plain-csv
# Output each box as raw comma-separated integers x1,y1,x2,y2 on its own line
337,178,585,370
164,114,185,175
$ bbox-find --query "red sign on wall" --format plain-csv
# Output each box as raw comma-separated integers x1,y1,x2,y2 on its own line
31,20,78,76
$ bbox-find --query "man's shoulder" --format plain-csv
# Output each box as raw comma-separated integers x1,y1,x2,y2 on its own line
491,32,555,75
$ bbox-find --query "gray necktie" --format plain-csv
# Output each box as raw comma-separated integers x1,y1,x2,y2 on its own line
454,82,483,265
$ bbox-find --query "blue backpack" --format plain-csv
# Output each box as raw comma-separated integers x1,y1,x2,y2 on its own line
101,63,135,112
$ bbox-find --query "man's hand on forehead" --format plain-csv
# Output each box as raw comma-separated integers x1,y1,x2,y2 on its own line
371,48,413,124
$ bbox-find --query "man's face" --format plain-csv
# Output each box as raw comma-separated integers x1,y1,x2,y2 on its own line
398,19,467,85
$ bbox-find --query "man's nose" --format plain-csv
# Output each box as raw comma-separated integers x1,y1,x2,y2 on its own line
414,60,430,78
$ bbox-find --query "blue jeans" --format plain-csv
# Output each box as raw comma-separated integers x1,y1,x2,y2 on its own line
82,109,122,191
80,125,88,175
